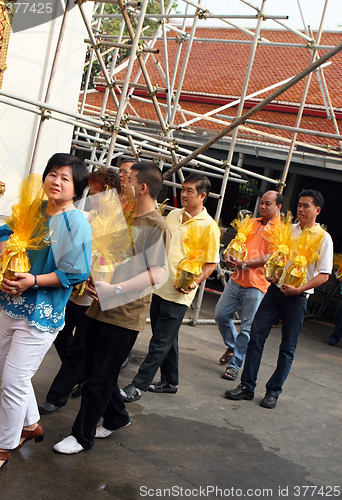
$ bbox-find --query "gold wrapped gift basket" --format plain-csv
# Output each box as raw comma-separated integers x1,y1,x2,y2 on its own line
175,221,215,291
283,226,326,288
0,174,48,285
89,188,136,286
264,212,293,282
223,214,255,262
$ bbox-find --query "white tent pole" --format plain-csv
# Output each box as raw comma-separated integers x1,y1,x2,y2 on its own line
105,0,149,166
29,0,72,172
170,3,199,124
214,0,268,222
279,0,330,192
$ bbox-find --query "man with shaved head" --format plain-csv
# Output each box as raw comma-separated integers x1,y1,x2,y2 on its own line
215,190,283,381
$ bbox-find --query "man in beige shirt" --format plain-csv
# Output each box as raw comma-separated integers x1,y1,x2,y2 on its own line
121,173,221,403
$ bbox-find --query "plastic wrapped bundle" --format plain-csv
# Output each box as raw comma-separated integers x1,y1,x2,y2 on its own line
175,222,215,291
264,212,293,282
283,226,326,288
156,198,169,216
223,214,255,261
89,188,135,284
0,174,48,284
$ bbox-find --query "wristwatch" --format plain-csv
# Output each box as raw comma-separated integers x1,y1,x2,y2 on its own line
32,275,39,289
113,284,123,295
241,262,247,270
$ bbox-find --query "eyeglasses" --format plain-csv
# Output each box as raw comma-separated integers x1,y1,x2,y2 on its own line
118,169,130,175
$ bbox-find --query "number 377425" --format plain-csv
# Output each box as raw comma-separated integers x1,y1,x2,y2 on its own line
5,3,53,15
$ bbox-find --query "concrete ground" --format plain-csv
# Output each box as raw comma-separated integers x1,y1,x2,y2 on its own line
0,294,341,500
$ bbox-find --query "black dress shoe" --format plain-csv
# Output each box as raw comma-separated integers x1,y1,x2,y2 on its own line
225,383,254,400
260,392,278,409
39,401,61,415
120,384,141,402
148,382,178,394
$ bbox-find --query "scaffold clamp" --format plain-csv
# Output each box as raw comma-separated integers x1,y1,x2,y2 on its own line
39,108,51,120
196,8,208,20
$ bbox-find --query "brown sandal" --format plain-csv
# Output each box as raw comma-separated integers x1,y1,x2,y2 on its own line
0,450,10,470
219,348,234,365
222,366,239,381
14,423,44,450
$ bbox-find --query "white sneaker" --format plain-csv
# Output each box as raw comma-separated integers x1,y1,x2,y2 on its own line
53,435,85,455
95,421,131,439
95,426,114,439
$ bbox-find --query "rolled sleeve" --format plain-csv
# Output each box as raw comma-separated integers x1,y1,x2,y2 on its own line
51,212,92,288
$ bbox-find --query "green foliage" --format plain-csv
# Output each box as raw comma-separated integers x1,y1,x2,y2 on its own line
82,1,178,90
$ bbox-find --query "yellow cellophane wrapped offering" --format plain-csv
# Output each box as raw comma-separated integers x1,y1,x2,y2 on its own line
0,173,48,285
264,212,293,281
0,181,5,197
333,254,342,280
283,226,326,288
175,222,214,291
224,214,255,261
71,282,86,296
90,188,135,284
156,199,169,216
174,258,201,292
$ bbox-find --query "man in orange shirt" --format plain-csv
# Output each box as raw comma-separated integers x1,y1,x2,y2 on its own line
215,191,283,380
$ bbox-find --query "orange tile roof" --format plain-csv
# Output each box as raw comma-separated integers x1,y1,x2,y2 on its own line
81,91,342,152
111,28,342,108
80,28,342,154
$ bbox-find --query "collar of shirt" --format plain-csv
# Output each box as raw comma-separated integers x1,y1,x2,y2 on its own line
179,207,208,224
256,216,278,227
294,221,322,234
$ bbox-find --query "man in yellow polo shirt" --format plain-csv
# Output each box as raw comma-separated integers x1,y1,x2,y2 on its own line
215,191,283,381
121,173,220,402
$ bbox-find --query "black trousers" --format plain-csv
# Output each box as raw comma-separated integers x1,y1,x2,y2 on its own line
47,301,88,407
53,300,83,361
132,294,187,391
71,316,138,449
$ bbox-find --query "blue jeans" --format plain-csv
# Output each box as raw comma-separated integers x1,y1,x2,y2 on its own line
215,279,265,371
241,284,307,395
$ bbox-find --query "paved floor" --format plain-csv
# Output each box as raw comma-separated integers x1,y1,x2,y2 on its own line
0,295,341,500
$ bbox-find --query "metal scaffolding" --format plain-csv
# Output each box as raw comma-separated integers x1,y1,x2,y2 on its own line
1,0,341,322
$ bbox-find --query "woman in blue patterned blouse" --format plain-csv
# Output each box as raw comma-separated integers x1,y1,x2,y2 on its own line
0,153,92,470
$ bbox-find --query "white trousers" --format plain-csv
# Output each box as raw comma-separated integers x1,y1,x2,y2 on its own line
0,312,57,449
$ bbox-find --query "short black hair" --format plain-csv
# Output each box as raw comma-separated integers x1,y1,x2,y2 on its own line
120,157,136,166
299,189,324,209
131,161,163,200
183,173,211,201
275,192,284,206
42,153,88,198
89,167,121,193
